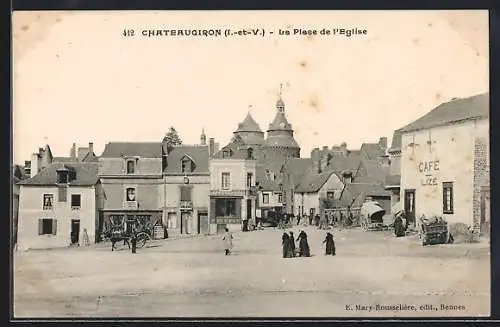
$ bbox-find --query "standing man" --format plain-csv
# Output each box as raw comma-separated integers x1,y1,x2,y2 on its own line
222,228,233,255
131,227,137,254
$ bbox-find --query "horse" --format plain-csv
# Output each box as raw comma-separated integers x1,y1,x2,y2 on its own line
107,229,131,251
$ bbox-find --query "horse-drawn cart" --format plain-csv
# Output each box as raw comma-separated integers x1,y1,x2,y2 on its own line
418,215,451,246
359,201,386,231
102,214,159,250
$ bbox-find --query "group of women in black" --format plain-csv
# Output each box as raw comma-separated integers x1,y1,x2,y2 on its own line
281,230,336,258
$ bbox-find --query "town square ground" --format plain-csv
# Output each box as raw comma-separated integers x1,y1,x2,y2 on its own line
13,227,490,318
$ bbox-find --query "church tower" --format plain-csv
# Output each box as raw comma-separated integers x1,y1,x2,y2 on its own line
200,128,207,145
263,85,300,158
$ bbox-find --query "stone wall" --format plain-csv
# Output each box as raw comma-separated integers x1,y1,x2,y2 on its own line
472,137,490,236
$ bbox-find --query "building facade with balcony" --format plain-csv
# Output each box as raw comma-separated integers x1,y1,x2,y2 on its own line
162,141,211,236
209,148,257,233
98,142,163,236
16,162,101,250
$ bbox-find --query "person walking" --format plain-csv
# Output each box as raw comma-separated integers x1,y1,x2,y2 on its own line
222,228,233,255
296,214,301,226
296,230,311,257
394,213,406,237
281,232,290,258
130,229,137,254
322,232,336,255
288,231,296,257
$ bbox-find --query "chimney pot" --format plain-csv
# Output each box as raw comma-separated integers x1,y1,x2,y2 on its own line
89,142,94,154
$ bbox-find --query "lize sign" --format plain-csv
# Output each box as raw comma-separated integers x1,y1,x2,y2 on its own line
418,160,440,186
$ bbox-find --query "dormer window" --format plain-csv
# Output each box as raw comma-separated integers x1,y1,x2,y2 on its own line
181,157,194,173
56,167,70,184
126,160,136,174
222,149,231,158
247,148,254,159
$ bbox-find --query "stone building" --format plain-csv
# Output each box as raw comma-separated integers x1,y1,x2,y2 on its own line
17,162,101,250
385,129,403,213
399,93,489,235
98,142,163,237
162,135,211,236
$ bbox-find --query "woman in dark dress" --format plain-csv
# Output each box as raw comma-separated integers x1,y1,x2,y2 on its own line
296,230,311,257
394,214,406,237
288,231,296,257
322,232,336,255
282,232,290,258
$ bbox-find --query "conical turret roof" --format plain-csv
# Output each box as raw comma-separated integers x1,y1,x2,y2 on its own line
235,112,262,133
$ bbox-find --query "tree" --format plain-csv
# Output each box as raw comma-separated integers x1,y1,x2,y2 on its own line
163,127,183,153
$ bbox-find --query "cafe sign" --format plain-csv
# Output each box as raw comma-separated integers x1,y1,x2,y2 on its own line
418,160,439,187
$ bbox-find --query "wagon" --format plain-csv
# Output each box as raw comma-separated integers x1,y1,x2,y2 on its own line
418,216,450,246
359,201,386,231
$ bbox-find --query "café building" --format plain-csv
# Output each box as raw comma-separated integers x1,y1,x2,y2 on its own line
399,93,490,236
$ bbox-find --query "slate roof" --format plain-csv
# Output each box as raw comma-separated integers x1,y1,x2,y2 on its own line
268,112,293,132
263,134,300,148
385,174,401,187
399,93,489,133
235,112,262,133
164,145,210,173
355,158,390,185
18,162,99,186
285,158,313,185
339,183,391,207
325,153,361,174
389,129,402,152
295,171,336,193
101,142,163,158
360,143,385,160
52,157,76,163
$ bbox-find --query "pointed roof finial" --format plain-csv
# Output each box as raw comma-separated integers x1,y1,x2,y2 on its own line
279,83,283,98
248,104,253,113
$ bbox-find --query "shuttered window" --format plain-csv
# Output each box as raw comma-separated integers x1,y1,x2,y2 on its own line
443,182,454,214
38,219,57,235
180,187,192,201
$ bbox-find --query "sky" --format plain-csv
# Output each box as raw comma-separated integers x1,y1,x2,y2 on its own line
12,10,488,165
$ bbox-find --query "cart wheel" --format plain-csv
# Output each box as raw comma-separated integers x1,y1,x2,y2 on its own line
136,232,149,248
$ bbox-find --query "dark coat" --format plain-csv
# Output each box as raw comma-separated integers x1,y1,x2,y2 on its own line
322,232,336,255
288,232,296,257
394,216,406,237
296,231,311,257
282,233,290,258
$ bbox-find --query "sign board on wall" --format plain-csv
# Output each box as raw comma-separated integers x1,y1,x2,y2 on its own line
418,160,439,186
216,217,241,224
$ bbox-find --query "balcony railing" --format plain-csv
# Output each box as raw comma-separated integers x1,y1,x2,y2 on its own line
180,200,193,210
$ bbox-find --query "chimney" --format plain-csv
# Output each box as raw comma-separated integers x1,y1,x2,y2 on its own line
320,147,330,172
88,142,94,155
70,143,76,161
311,148,321,174
209,138,215,157
30,153,39,178
378,137,388,150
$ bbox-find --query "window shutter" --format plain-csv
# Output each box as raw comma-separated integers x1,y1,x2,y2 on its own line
38,219,43,235
52,219,57,235
449,185,454,213
442,186,447,211
235,199,242,217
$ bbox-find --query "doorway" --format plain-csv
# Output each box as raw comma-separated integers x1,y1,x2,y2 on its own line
198,212,208,234
181,211,192,234
480,186,490,236
404,189,416,226
70,219,80,245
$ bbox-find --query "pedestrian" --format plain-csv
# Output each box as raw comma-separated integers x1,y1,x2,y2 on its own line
82,228,90,246
322,232,336,255
309,214,313,226
315,214,320,227
222,228,233,255
296,230,311,257
131,230,137,254
394,213,406,237
282,232,290,258
288,231,296,257
297,214,301,225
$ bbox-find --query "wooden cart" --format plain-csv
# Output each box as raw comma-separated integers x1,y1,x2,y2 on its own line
418,216,449,246
359,201,386,231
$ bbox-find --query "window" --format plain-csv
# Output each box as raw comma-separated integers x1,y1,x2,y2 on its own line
126,160,135,174
247,148,254,159
222,150,231,158
222,172,230,190
443,182,454,214
327,191,335,200
181,158,192,173
277,193,283,203
58,186,67,202
57,171,68,184
43,194,54,210
71,194,81,209
38,218,57,235
126,187,136,202
215,198,237,217
246,173,253,188
263,193,270,204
